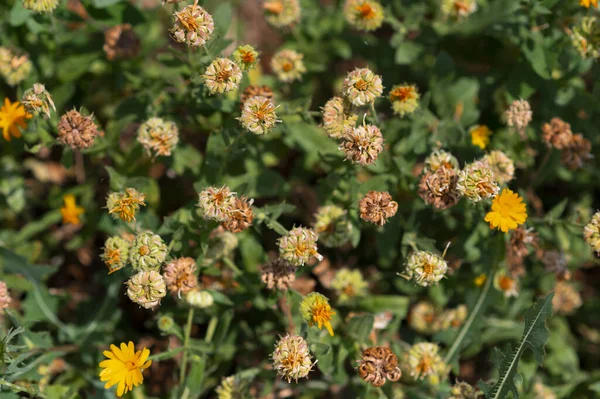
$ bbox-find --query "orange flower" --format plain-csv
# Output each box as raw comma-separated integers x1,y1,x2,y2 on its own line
99,341,152,397
60,194,84,225
580,0,598,8
484,188,527,233
0,98,32,141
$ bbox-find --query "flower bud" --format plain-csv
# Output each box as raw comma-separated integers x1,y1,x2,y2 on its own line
388,84,420,117
101,236,131,274
344,0,385,32
403,250,448,287
232,45,260,71
342,67,383,107
504,99,532,136
157,315,175,333
106,188,146,222
313,205,353,248
278,227,323,267
584,212,600,254
127,270,167,309
202,58,243,95
130,231,169,271
300,292,335,336
457,160,499,202
21,83,56,118
271,49,306,83
57,109,99,150
331,268,368,304
22,0,59,12
137,117,179,157
170,5,214,47
186,289,214,308
493,271,519,298
271,334,314,383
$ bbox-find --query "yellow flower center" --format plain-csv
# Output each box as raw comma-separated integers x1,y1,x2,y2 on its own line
282,61,293,72
139,245,150,256
355,79,368,91
423,262,434,276
216,69,232,83
389,86,415,102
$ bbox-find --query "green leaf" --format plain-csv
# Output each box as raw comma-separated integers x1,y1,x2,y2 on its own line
92,0,123,8
479,293,554,399
57,53,99,82
359,295,409,318
544,199,568,224
212,2,233,36
347,314,374,343
105,166,126,191
9,2,32,27
312,342,334,374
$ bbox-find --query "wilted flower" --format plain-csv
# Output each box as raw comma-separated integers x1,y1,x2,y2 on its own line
186,289,214,308
584,212,600,254
339,124,384,166
222,196,254,233
0,47,32,86
435,305,468,330
162,257,198,297
22,0,59,12
127,270,167,309
21,83,56,118
240,85,274,106
215,375,250,399
204,226,239,262
278,227,323,267
424,149,459,172
504,99,532,136
261,257,296,290
203,58,243,94
457,160,499,202
485,188,527,233
388,84,420,117
570,16,600,59
130,231,169,271
321,96,357,139
342,67,383,107
482,150,515,185
99,342,151,397
101,236,131,274
57,109,99,150
552,281,582,315
0,98,31,141
359,190,398,225
403,251,448,287
406,342,447,382
505,226,538,277
418,166,462,210
137,117,179,157
300,292,335,336
272,334,314,383
449,381,481,399
441,0,478,20
198,186,237,222
331,268,368,303
271,49,306,83
60,194,84,225
0,281,11,313
541,117,573,150
408,301,439,335
357,346,402,387
313,205,353,247
238,95,280,135
170,4,214,47
493,271,519,298
232,45,259,71
560,133,592,170
103,24,140,61
106,188,146,222
263,0,301,28
343,0,384,32
469,125,491,150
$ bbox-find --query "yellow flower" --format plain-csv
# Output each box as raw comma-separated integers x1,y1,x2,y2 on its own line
60,195,84,225
580,0,598,8
470,125,491,149
0,98,32,141
473,273,487,287
300,292,335,336
99,341,152,397
484,188,527,233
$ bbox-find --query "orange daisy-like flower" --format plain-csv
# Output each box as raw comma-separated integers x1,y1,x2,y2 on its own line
300,292,335,336
0,98,32,141
580,0,598,8
60,194,84,225
469,125,492,150
484,188,527,233
99,341,152,397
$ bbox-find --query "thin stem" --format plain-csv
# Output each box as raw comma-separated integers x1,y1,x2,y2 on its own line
529,149,551,188
370,103,380,124
204,316,218,343
0,379,47,399
179,308,195,385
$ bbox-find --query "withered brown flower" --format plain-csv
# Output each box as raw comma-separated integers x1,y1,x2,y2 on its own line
103,24,140,61
221,196,254,233
162,257,198,297
240,85,274,107
418,167,461,210
260,257,296,290
560,133,592,170
359,191,398,226
57,109,99,150
357,346,401,387
506,226,538,278
541,117,573,150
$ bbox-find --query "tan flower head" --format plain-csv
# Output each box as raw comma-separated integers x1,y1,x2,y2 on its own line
0,281,11,313
584,212,600,254
357,346,402,387
344,0,385,32
240,85,274,107
271,334,314,383
482,150,515,185
321,96,357,139
232,45,259,71
406,342,447,382
57,109,99,150
552,281,582,315
162,257,198,297
403,250,448,287
560,133,592,170
331,268,368,303
278,227,323,267
127,270,167,309
137,117,179,157
339,124,384,166
504,99,532,136
103,24,140,61
541,117,573,150
238,96,280,135
203,58,243,94
359,190,398,226
271,49,306,83
221,196,254,233
424,149,459,173
170,4,214,47
457,160,499,203
197,186,237,222
408,301,439,335
263,0,301,28
261,257,296,290
418,166,462,210
342,67,383,107
0,47,33,86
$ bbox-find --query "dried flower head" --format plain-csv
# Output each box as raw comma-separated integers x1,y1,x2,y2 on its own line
331,268,368,303
406,343,447,382
232,44,259,71
435,305,468,330
504,99,532,136
469,125,492,150
0,281,11,313
22,0,59,12
103,24,140,61
215,375,250,399
482,150,515,185
106,188,146,222
170,4,214,47
21,83,56,118
198,186,237,222
424,149,459,172
408,301,439,335
359,191,398,226
101,236,131,274
388,84,420,117
339,124,384,166
493,271,519,298
240,85,274,106
57,109,99,150
342,67,383,107
485,188,527,233
449,381,480,399
127,270,167,309
222,196,254,233
312,205,353,248
137,117,179,157
403,250,448,287
271,334,314,383
541,117,573,150
560,133,592,170
130,231,169,271
457,160,499,202
418,166,462,210
441,0,478,20
321,96,358,139
186,289,214,308
584,212,600,254
344,0,385,32
271,49,306,83
162,257,198,297
203,58,243,95
357,346,402,387
0,47,33,86
263,0,301,28
570,16,600,60
552,281,582,315
505,226,538,277
300,292,335,336
238,95,280,135
278,227,323,267
204,226,239,262
261,257,296,290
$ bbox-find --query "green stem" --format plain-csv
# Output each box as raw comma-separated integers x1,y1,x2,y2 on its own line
0,379,47,399
370,103,380,124
205,316,218,343
179,308,195,385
